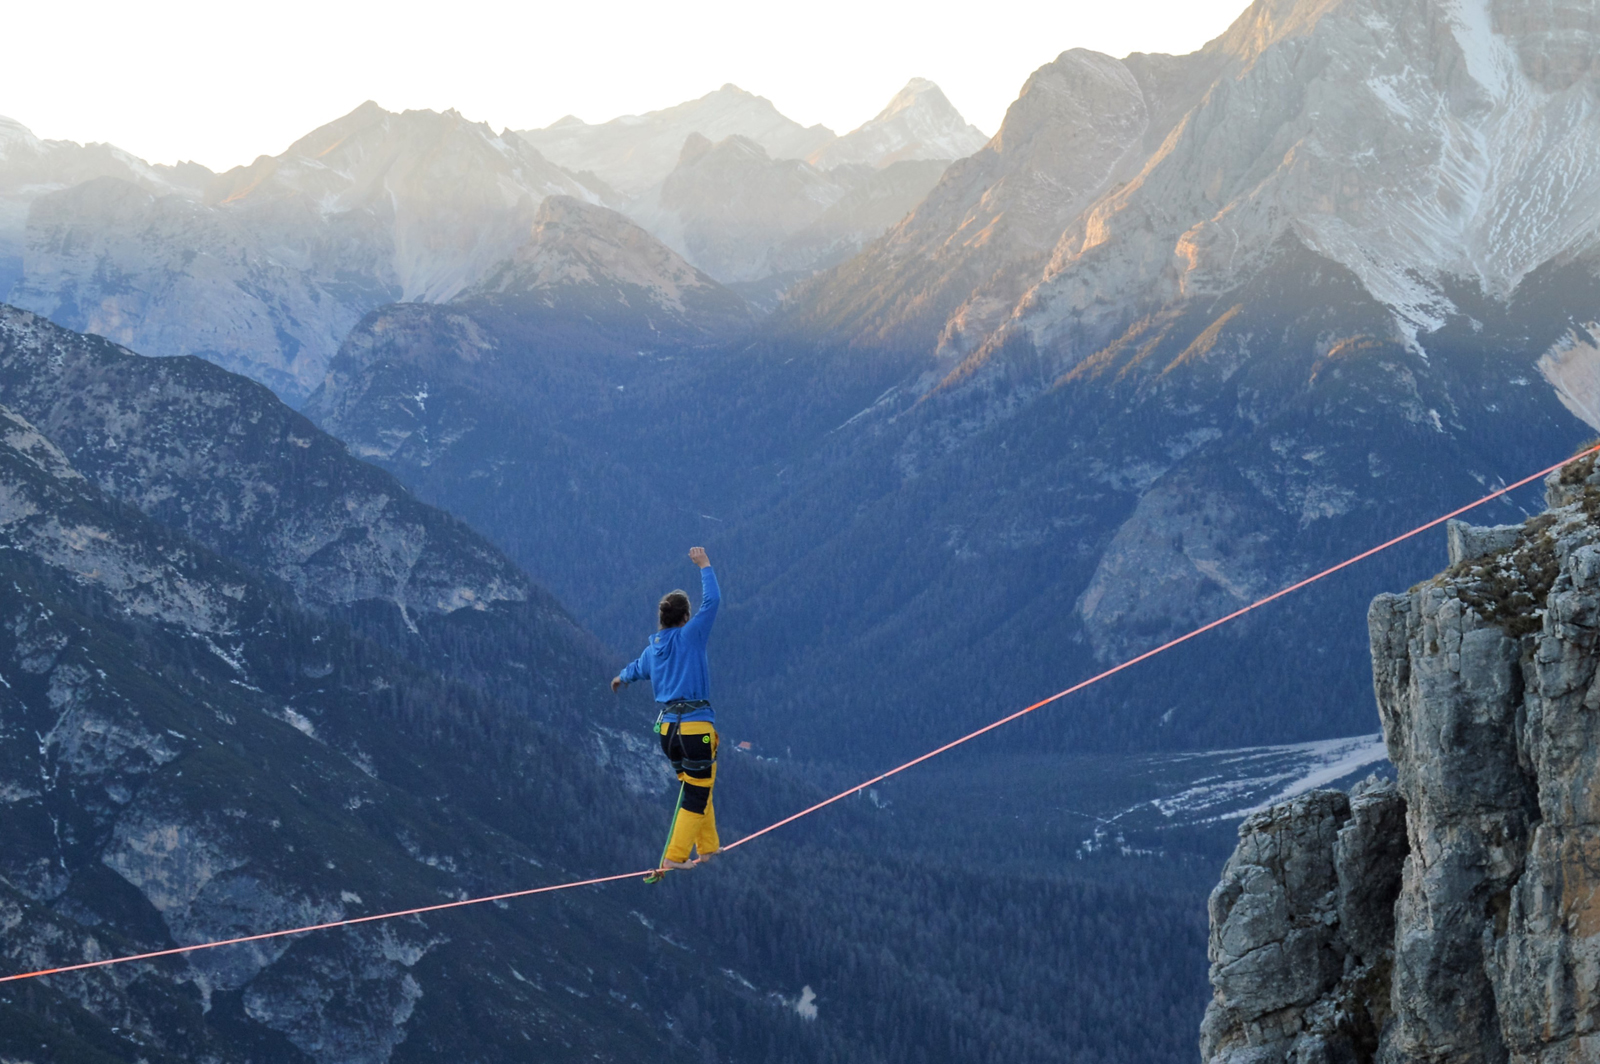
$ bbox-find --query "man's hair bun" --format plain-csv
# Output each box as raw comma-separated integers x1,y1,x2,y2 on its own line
659,590,691,628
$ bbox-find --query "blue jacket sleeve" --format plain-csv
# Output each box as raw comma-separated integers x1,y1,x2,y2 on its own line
619,644,653,684
682,566,720,645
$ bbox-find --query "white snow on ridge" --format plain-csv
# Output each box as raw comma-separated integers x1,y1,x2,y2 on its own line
1115,733,1391,831
1235,734,1390,813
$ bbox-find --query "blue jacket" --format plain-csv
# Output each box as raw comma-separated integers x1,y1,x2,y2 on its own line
620,566,720,723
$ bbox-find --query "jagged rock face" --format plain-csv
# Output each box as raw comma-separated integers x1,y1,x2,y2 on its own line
1011,0,1600,370
10,103,605,402
518,83,836,199
1206,458,1600,1064
1367,460,1600,1063
1201,781,1406,1064
806,78,989,170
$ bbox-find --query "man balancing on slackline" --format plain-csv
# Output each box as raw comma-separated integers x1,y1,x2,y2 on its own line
611,546,722,883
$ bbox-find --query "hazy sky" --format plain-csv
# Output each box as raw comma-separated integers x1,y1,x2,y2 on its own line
5,0,1252,172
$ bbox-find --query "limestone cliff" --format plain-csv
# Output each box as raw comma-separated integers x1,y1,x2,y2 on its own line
1202,452,1600,1063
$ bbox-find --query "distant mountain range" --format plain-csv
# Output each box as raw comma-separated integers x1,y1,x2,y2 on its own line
306,0,1600,770
1,80,988,399
4,104,609,402
519,80,986,195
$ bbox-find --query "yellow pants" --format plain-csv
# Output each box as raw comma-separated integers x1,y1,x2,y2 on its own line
660,720,718,863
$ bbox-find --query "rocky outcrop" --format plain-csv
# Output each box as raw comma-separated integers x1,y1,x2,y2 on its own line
1203,453,1600,1063
1202,782,1406,1064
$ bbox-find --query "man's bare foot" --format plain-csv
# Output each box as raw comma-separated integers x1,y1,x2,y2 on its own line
694,851,719,865
662,858,696,871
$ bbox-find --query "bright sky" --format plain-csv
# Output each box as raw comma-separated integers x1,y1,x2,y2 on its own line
3,0,1252,173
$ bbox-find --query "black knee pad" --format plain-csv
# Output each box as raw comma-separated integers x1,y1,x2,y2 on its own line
679,782,711,815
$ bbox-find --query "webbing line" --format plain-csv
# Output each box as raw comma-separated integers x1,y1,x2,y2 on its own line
4,445,1594,985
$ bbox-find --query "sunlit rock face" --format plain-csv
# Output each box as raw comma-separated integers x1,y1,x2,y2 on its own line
1204,461,1600,1064
777,48,1162,356
1013,0,1600,367
786,0,1600,373
10,103,606,403
518,83,836,199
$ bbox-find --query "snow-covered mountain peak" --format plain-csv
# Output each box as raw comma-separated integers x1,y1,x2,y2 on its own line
808,78,988,169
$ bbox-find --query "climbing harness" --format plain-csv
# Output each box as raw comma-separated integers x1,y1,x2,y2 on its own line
3,445,1595,985
658,701,716,776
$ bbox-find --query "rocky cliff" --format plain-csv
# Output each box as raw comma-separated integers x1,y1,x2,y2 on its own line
1202,453,1600,1063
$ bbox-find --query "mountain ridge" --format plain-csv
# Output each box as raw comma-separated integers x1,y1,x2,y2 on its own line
7,103,609,401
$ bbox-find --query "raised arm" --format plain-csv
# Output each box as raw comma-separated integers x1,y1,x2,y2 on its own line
683,547,719,641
